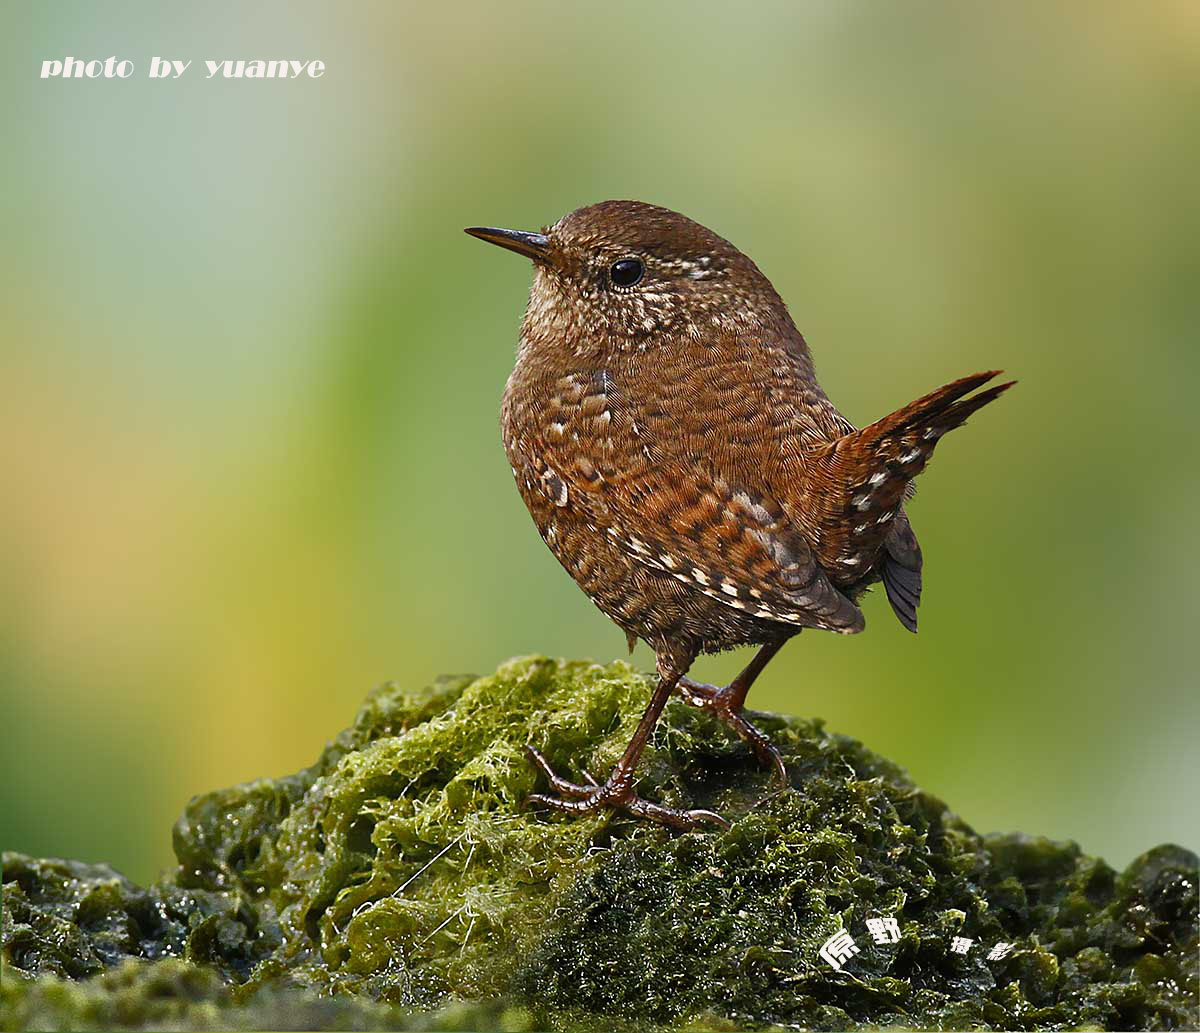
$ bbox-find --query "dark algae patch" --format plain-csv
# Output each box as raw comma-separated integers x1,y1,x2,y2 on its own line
2,657,1197,1030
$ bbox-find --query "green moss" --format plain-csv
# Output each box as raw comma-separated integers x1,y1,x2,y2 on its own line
3,657,1197,1030
0,958,528,1032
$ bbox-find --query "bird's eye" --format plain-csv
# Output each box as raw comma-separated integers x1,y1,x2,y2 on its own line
609,258,644,288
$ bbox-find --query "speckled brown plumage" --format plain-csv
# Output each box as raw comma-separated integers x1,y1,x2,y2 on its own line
467,201,1012,829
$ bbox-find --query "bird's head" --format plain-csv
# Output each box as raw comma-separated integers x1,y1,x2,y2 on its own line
466,201,790,352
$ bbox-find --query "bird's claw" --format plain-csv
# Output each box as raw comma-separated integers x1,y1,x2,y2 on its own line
677,678,790,790
524,746,729,831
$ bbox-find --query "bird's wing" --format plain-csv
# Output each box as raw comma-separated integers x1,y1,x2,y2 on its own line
589,458,865,633
508,405,863,634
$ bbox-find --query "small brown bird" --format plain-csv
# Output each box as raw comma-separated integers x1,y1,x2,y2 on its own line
467,201,1012,830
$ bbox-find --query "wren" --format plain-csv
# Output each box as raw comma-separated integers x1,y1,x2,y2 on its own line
467,201,1012,830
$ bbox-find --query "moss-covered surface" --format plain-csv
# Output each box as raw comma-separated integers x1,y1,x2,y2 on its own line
2,657,1197,1031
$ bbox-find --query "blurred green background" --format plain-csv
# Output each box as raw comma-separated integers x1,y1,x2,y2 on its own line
3,3,1196,887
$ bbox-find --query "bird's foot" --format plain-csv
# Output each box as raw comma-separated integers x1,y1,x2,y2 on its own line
524,746,728,831
677,678,789,789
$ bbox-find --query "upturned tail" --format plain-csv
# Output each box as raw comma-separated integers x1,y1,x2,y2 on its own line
816,370,1015,631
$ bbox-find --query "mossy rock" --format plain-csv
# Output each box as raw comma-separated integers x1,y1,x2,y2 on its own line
2,657,1197,1030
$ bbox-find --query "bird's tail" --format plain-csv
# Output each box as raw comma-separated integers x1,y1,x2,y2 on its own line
813,369,1014,582
835,370,1013,498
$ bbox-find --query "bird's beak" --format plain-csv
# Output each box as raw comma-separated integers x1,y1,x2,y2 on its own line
464,226,550,262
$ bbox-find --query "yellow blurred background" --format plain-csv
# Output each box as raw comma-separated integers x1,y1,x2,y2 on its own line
3,3,1197,886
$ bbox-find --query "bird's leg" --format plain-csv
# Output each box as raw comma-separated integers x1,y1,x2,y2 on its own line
678,639,790,787
526,670,729,831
